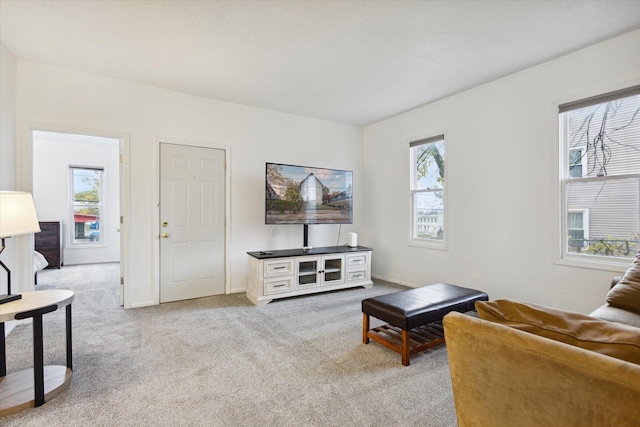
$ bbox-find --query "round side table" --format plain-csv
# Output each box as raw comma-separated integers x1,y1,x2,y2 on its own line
0,289,74,416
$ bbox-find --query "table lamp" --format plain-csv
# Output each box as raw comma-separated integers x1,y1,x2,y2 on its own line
0,191,41,304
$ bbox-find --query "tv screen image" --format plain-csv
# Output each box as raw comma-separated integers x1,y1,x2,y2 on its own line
266,163,353,225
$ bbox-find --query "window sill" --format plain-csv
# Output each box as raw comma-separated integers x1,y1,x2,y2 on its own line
555,256,630,273
67,243,107,249
408,240,448,251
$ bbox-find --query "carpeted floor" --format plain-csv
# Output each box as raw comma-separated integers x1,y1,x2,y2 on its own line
3,263,457,426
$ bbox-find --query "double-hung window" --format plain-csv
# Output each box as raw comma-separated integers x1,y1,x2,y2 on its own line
71,166,104,245
559,86,640,263
410,135,446,248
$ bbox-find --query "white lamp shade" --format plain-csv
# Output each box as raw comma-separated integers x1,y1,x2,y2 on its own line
0,191,41,238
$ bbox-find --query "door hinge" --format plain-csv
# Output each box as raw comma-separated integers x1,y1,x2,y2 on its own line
120,216,124,224
119,154,124,163
120,277,124,285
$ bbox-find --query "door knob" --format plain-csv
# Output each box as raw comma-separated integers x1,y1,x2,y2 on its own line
161,232,169,238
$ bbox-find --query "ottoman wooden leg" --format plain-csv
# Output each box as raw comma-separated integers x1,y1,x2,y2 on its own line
363,313,370,344
401,329,410,366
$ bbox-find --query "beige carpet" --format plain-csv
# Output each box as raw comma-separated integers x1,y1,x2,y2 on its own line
3,263,457,426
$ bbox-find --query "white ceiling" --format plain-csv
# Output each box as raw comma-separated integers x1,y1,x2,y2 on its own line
1,1,640,126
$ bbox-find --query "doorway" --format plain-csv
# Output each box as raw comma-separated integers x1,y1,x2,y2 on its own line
31,130,126,305
159,143,226,303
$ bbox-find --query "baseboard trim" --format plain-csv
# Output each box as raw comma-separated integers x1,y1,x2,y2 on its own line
371,274,419,289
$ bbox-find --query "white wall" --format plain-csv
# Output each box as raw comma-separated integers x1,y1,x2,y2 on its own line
363,30,640,314
16,62,364,307
11,30,638,312
32,132,120,265
0,42,17,295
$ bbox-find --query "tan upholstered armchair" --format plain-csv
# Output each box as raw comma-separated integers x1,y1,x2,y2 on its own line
443,311,640,427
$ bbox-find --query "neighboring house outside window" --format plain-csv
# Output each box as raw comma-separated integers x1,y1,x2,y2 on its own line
569,147,587,178
71,166,104,245
559,86,640,262
410,135,446,248
567,209,589,250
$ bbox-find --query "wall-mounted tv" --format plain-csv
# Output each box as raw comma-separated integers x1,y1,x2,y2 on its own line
266,162,353,225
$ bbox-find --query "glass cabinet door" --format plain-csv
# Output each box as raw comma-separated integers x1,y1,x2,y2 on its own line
297,259,318,287
322,256,344,285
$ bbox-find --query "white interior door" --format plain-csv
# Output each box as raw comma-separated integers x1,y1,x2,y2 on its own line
160,143,226,303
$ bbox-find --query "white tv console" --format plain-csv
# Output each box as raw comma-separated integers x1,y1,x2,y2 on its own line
246,246,373,306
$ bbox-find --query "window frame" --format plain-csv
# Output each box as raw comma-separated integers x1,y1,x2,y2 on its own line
557,85,640,270
69,165,106,247
408,134,448,250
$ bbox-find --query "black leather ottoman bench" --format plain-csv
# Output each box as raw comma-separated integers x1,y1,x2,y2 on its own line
362,283,488,365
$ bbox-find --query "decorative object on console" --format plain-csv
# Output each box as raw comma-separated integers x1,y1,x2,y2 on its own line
0,192,41,304
348,232,357,247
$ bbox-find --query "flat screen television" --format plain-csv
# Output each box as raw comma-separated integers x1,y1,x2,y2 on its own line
265,162,353,225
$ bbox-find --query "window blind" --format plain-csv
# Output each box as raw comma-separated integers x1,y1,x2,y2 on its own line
559,85,640,113
409,134,444,147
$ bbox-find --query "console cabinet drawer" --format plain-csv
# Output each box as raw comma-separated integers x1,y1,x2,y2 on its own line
265,277,294,294
346,253,368,269
347,270,368,283
264,259,294,277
